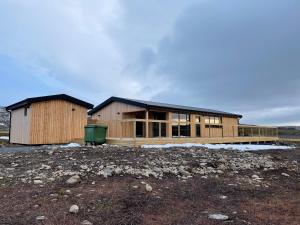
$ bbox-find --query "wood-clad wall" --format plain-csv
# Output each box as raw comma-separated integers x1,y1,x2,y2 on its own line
30,100,88,144
91,101,239,139
91,102,145,138
10,107,31,144
222,117,238,137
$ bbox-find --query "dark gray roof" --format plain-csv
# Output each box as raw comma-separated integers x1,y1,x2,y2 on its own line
6,94,94,111
89,96,242,118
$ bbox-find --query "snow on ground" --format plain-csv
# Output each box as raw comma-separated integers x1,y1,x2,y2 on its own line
60,143,81,148
0,136,9,140
142,143,294,151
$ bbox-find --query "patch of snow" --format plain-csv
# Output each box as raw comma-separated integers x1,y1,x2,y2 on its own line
60,143,81,148
0,123,4,126
0,136,9,140
142,143,294,151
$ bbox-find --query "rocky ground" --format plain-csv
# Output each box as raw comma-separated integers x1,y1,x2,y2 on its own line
0,145,299,225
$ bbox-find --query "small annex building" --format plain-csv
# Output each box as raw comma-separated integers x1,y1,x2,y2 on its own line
6,94,93,145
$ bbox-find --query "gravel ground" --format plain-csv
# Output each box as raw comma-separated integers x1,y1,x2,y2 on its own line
0,145,299,225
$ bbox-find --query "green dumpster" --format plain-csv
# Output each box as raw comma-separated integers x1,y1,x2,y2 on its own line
84,124,107,145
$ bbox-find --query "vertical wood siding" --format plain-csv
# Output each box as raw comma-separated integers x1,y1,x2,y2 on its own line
29,100,88,144
91,102,145,138
222,117,238,137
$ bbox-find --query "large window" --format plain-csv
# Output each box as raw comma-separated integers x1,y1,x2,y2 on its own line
205,116,222,128
151,122,167,138
205,116,222,125
195,115,201,137
172,113,190,137
196,124,201,137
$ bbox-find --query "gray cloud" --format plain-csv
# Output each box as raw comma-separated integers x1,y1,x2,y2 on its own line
0,0,299,125
135,0,300,124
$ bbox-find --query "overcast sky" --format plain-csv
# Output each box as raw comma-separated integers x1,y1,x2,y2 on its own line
0,0,299,125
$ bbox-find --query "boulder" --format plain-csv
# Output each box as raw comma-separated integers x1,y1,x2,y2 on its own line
66,175,80,184
69,205,79,214
208,214,229,220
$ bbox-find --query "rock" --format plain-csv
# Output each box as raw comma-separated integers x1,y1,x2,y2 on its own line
281,173,290,177
66,175,80,184
114,167,122,175
33,180,43,185
145,184,153,192
81,220,93,225
80,165,88,170
219,195,228,199
208,214,229,220
36,216,46,221
252,174,262,180
69,204,79,214
48,150,54,155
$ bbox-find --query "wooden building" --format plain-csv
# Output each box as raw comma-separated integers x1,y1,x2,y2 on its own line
6,94,93,145
89,97,278,146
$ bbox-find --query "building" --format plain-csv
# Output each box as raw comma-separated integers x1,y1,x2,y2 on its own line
89,97,278,146
6,94,93,144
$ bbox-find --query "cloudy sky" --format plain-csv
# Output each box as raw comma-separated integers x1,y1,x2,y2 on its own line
0,0,299,125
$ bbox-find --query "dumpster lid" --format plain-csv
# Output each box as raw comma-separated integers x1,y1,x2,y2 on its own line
85,124,107,128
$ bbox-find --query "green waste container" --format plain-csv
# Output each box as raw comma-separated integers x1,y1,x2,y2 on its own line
84,124,107,145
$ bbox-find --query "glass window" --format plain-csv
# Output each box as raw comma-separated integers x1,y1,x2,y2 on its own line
172,113,191,137
195,116,201,123
179,114,187,122
209,117,215,124
196,124,201,137
215,117,220,124
172,113,179,121
152,112,166,120
180,124,190,137
205,117,210,124
152,122,160,137
172,123,179,137
161,123,167,137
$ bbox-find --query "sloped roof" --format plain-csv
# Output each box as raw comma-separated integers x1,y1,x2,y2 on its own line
89,96,242,118
6,94,94,111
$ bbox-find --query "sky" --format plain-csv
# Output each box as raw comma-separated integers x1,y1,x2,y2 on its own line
0,0,299,125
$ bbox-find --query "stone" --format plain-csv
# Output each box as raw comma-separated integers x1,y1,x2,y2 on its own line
81,220,93,225
208,214,229,220
281,173,290,177
33,180,43,185
80,165,88,170
114,167,123,175
145,184,153,192
252,174,262,180
69,204,79,214
66,175,80,184
36,216,46,221
219,195,228,199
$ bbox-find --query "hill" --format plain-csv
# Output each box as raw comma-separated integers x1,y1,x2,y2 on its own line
0,106,10,131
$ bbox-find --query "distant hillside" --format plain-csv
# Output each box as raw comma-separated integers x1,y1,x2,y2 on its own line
0,106,10,131
278,126,300,139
